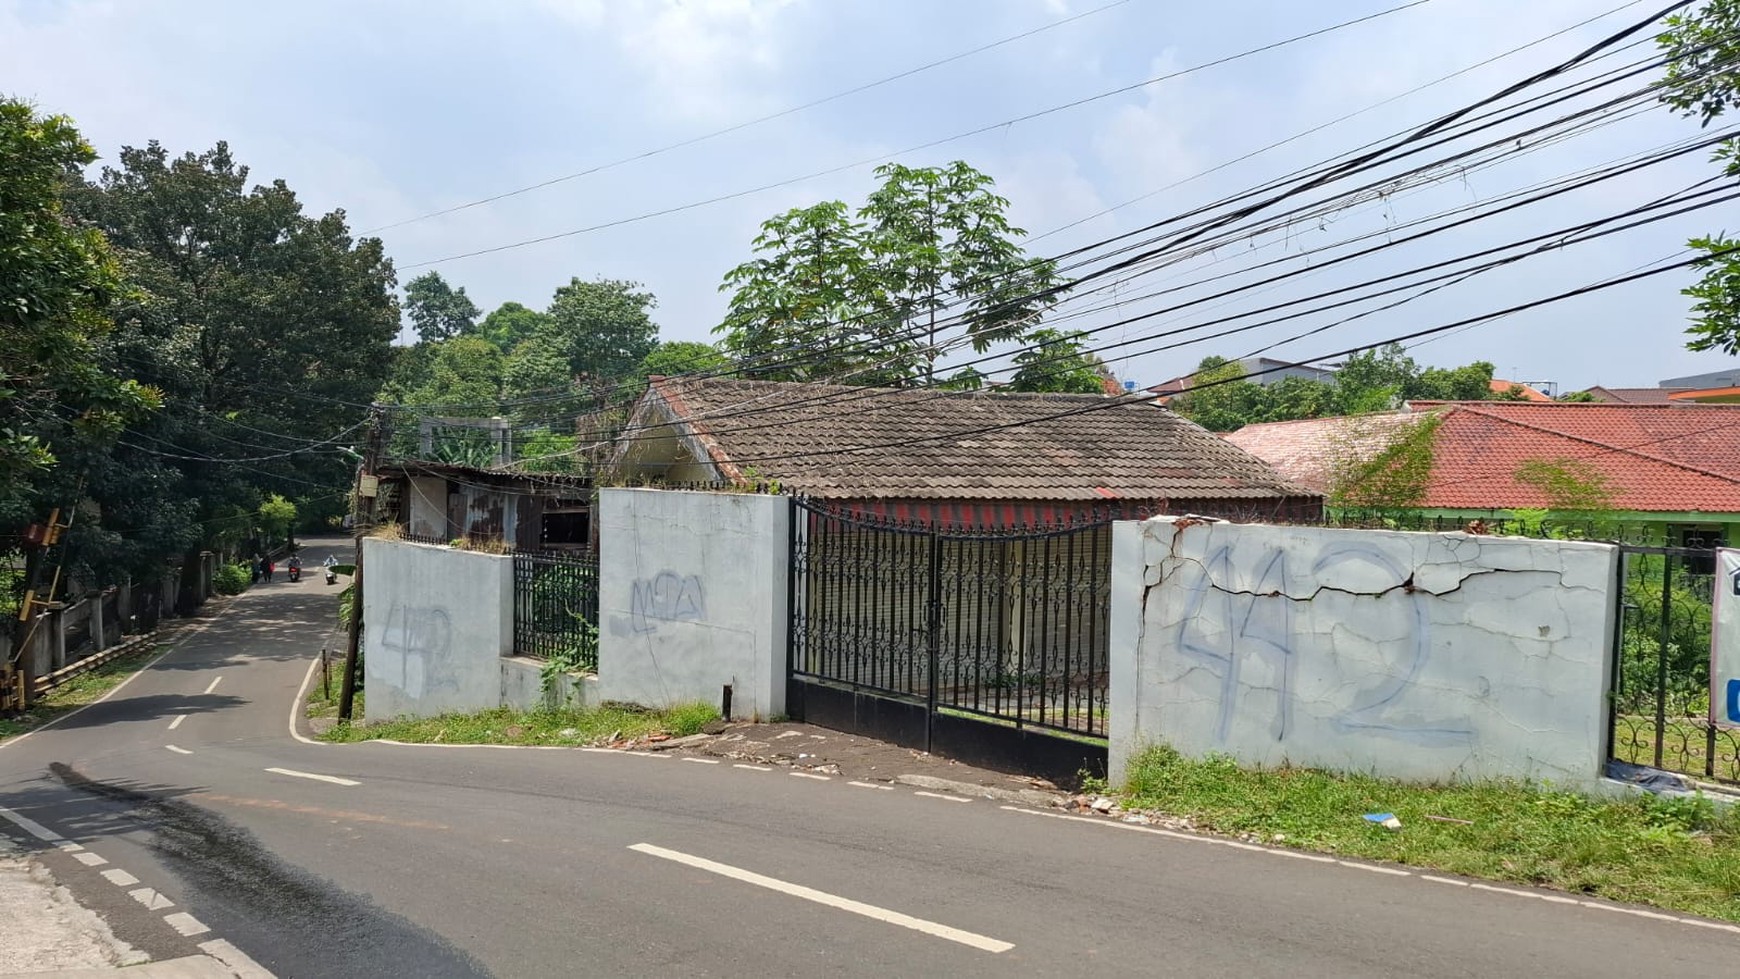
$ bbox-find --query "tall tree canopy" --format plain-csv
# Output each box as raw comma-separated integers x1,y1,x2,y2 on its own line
67,140,397,582
715,161,1069,386
0,99,158,531
1658,1,1740,353
403,271,480,343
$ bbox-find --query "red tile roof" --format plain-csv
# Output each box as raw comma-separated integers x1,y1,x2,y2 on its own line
1225,402,1740,513
1489,379,1553,402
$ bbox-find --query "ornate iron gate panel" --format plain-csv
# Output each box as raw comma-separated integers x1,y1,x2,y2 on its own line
787,499,1111,779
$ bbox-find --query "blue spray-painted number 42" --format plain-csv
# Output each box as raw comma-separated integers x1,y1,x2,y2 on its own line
1727,679,1740,724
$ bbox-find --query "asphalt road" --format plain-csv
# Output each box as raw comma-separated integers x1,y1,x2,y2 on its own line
1,537,1735,977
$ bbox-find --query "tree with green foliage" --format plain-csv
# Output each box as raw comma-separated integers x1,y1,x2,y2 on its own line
639,341,730,381
257,494,297,546
404,336,503,412
0,99,159,532
716,161,1069,386
1658,1,1740,353
403,271,480,343
68,139,397,589
475,301,550,351
543,277,659,387
1007,329,1109,393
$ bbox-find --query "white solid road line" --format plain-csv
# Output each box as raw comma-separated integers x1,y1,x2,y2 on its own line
198,938,276,979
288,655,324,746
168,714,187,730
166,745,193,755
203,676,223,695
0,804,67,842
265,767,360,787
628,843,1014,954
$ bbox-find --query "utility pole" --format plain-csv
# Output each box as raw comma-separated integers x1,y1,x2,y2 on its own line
4,509,68,712
337,404,386,722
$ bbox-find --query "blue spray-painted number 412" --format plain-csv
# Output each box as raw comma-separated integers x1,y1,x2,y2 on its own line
1727,679,1740,724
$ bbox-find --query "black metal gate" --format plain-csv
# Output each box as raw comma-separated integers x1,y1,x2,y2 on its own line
787,498,1111,782
513,550,601,669
1608,542,1740,784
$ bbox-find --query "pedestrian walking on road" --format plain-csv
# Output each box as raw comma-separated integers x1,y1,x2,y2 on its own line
264,559,275,583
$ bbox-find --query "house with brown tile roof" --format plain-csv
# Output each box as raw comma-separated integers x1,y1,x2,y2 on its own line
1224,401,1740,546
607,376,1321,528
1581,386,1693,404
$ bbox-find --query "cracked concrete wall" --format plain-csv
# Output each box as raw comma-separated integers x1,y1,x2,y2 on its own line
1109,518,1618,786
597,489,789,720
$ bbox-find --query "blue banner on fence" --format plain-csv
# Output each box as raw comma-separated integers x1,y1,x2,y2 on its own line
1714,549,1740,729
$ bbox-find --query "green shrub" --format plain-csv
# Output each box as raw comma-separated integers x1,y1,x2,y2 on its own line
213,563,252,595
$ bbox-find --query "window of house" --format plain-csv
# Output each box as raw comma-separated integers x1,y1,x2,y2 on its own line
542,509,590,549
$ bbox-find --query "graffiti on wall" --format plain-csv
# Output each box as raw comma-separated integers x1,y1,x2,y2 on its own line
1171,540,1476,747
375,603,458,699
610,570,706,635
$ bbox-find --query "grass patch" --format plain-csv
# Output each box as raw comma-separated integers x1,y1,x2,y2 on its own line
304,653,363,722
0,643,164,741
318,701,719,747
1119,744,1740,923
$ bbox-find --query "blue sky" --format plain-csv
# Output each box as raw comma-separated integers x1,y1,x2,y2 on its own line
4,0,1733,391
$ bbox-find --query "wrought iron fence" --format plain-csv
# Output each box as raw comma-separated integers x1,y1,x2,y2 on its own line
512,550,600,670
1609,544,1740,785
789,500,1111,739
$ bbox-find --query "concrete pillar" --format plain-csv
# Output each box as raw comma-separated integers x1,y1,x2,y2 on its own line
51,610,66,672
91,596,105,653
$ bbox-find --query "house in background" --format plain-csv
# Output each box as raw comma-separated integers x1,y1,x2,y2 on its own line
606,376,1322,527
1146,357,1338,404
1225,400,1740,550
1489,379,1553,401
1582,386,1692,404
375,462,593,551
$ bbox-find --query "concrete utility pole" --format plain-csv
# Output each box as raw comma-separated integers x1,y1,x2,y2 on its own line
337,404,386,722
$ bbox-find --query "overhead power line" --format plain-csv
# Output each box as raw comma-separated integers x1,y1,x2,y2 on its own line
365,0,1138,234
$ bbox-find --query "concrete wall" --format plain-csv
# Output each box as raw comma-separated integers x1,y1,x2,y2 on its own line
362,538,513,722
1110,518,1618,786
500,656,598,712
597,488,789,720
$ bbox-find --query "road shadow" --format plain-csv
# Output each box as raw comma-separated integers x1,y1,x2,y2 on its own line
44,693,249,731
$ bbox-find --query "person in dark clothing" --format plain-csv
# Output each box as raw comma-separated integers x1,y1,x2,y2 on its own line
264,559,275,583
251,557,262,584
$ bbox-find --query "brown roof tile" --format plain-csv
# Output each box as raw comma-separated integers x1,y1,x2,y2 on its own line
630,377,1315,502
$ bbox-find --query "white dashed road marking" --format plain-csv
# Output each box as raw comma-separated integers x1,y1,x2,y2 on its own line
733,764,772,771
629,843,1013,953
168,714,187,730
163,911,210,937
848,781,894,790
72,851,108,867
913,791,971,803
790,772,830,781
101,868,140,887
265,767,359,786
680,757,719,765
130,887,175,911
166,745,193,755
203,676,222,695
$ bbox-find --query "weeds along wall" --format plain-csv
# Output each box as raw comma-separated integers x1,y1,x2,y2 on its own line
1108,518,1619,786
361,538,514,722
596,488,790,720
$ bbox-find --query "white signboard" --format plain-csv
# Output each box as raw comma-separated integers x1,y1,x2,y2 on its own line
1713,549,1740,730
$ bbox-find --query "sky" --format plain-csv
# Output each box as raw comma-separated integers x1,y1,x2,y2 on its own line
3,0,1735,392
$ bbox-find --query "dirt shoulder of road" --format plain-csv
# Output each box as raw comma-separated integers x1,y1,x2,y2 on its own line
628,720,1073,805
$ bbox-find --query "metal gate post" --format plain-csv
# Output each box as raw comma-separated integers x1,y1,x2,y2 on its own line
1654,555,1673,770
786,496,800,720
926,531,942,755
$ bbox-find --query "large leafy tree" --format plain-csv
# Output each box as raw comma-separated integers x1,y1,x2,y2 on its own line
403,271,480,343
1007,330,1111,394
715,161,1069,386
68,141,397,586
1658,1,1740,353
476,301,550,351
0,99,158,533
638,341,730,381
543,277,659,386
